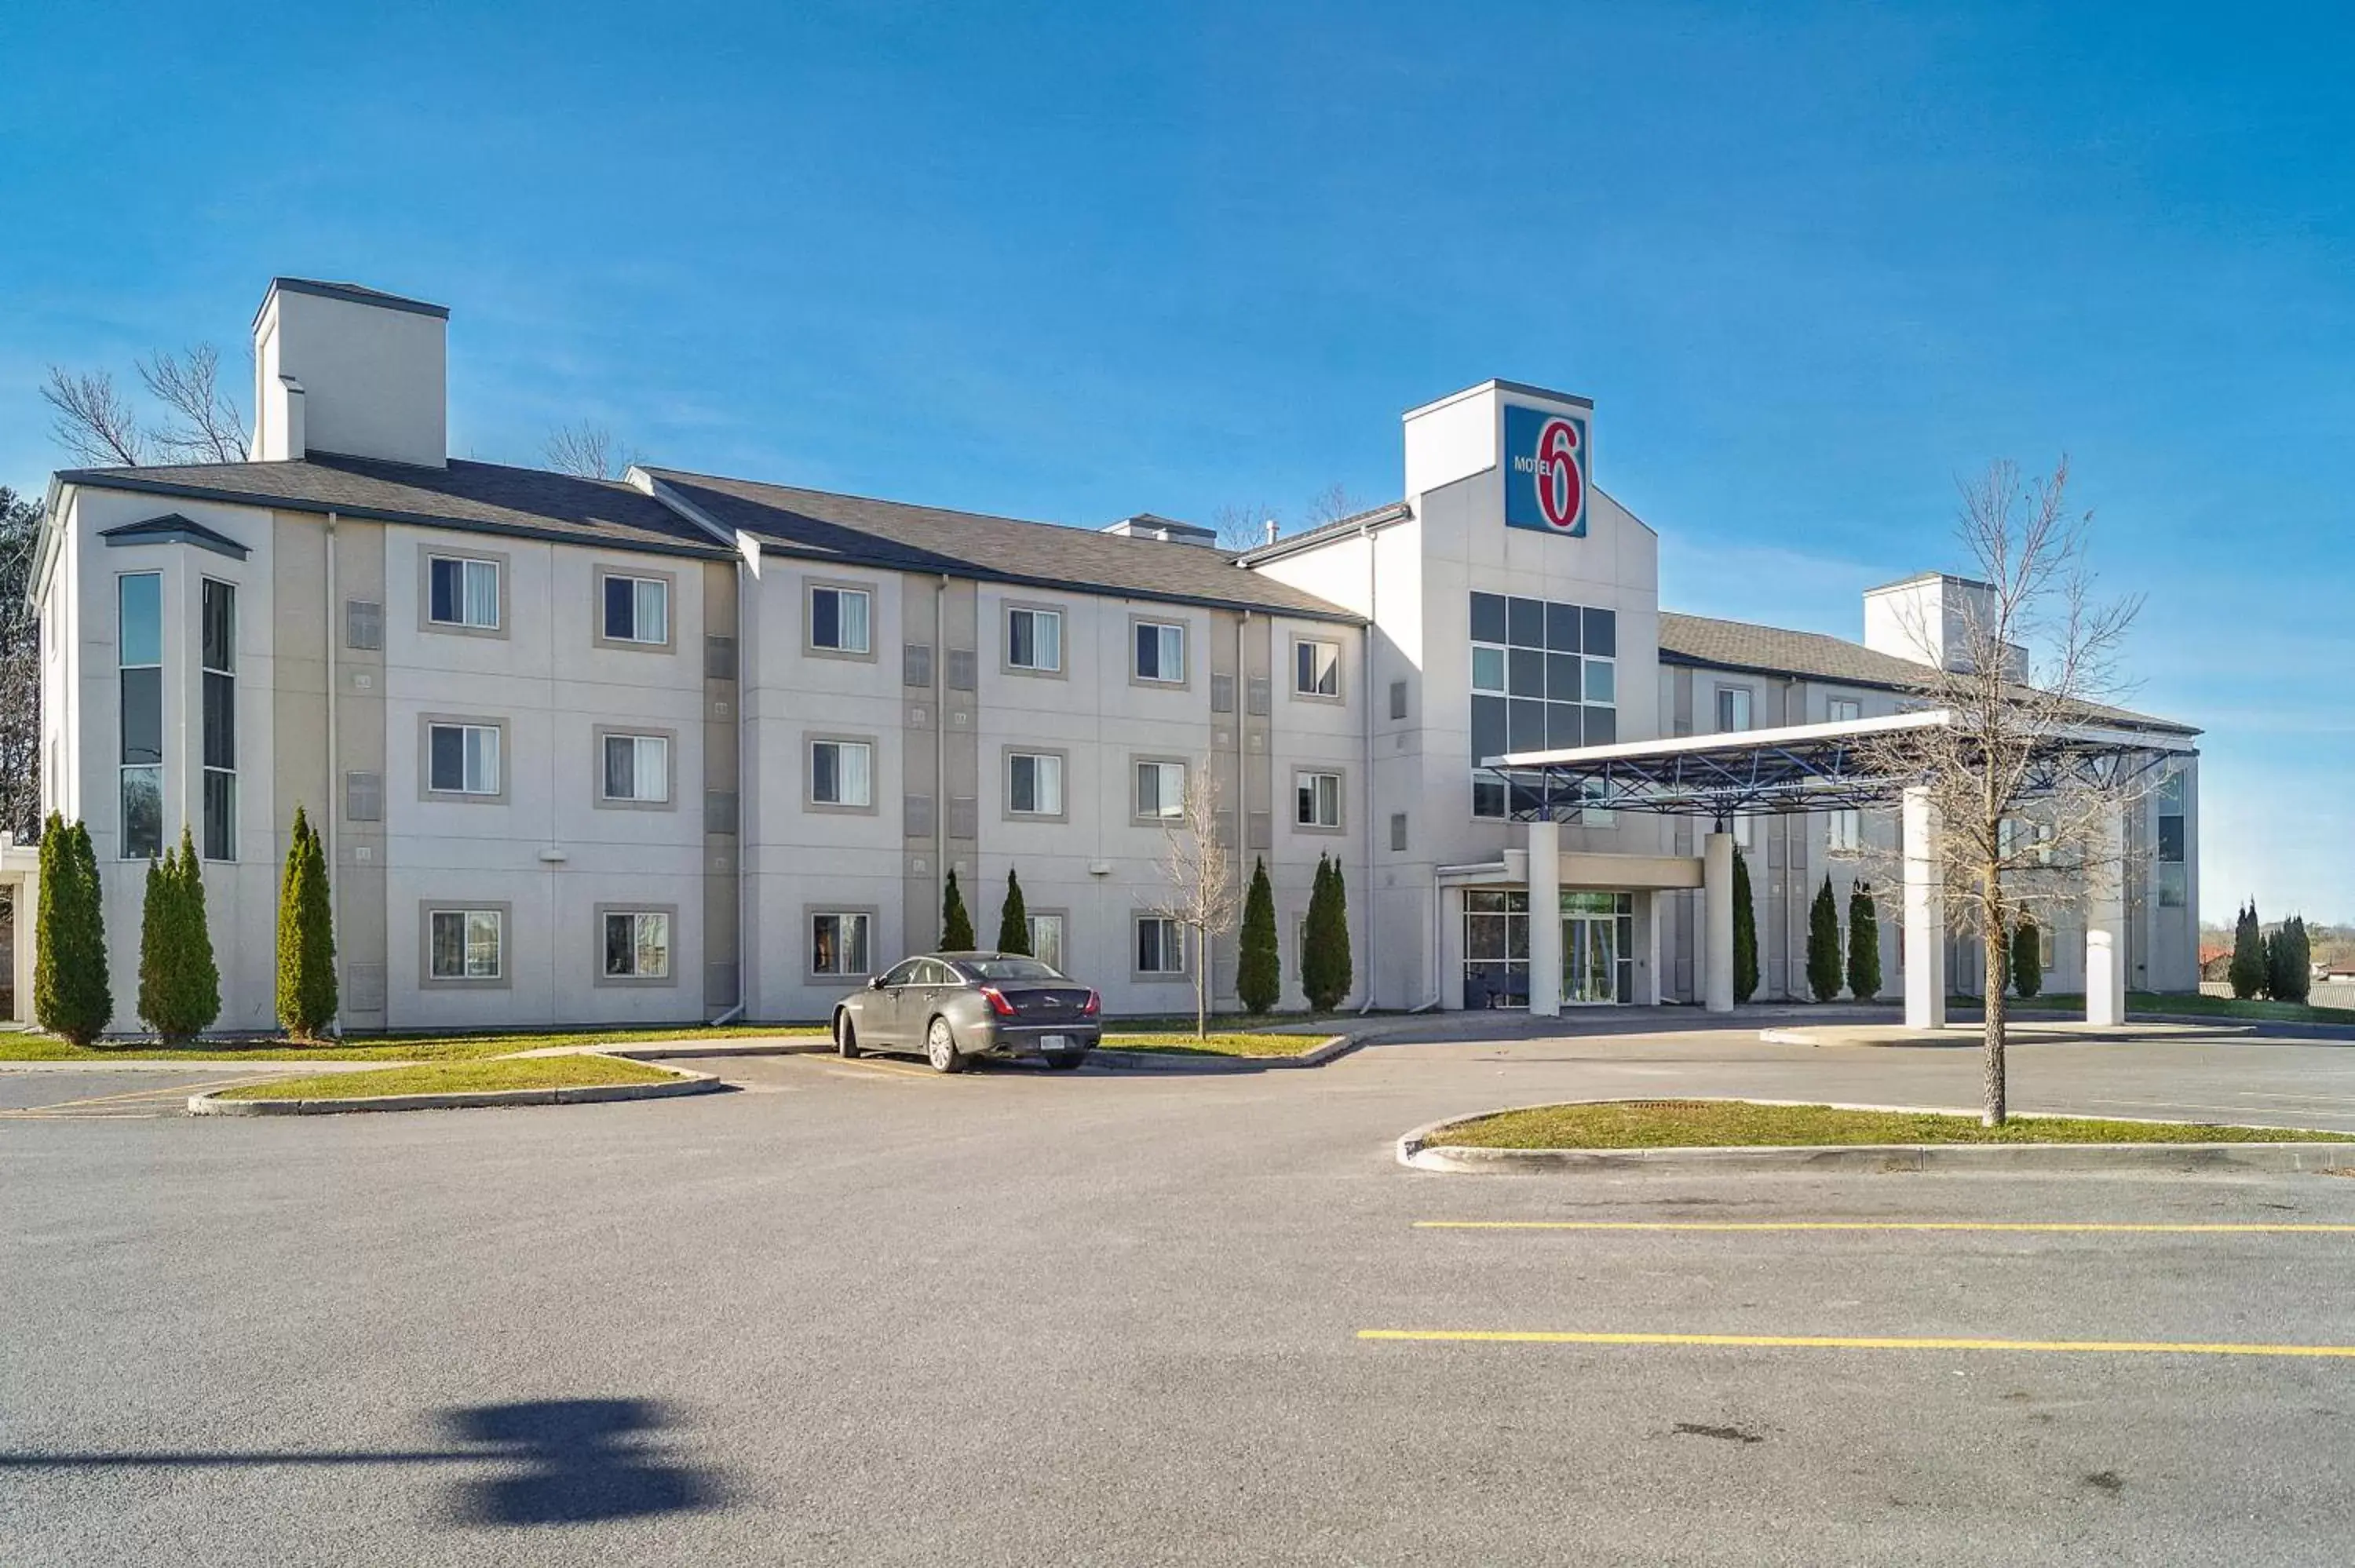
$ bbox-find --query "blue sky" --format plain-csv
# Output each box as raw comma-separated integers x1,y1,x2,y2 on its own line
4,2,2349,922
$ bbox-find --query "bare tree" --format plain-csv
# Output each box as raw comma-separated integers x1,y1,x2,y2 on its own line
1303,482,1367,528
1146,761,1243,1038
1850,458,2145,1125
544,422,633,480
41,367,145,466
1210,501,1280,553
139,345,249,462
0,489,42,841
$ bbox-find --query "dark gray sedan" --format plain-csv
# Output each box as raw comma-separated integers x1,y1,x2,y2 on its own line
832,952,1100,1073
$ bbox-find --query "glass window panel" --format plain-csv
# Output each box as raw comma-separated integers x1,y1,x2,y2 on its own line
430,726,466,792
119,572,162,666
465,727,498,793
635,736,669,801
203,672,235,768
1134,622,1158,678
637,913,670,977
466,911,502,977
1717,688,1751,731
1507,647,1546,697
2156,863,2188,908
1160,625,1184,678
1584,658,1616,706
1506,597,1545,647
1028,914,1064,970
838,592,868,653
604,735,633,799
839,742,869,807
1471,772,1506,819
812,742,840,803
1035,754,1061,814
2157,818,2185,862
462,560,499,628
1583,706,1617,746
201,580,234,672
2158,770,2187,812
1546,652,1579,700
1469,591,1506,644
431,912,466,978
1582,607,1616,658
1546,702,1582,749
636,579,666,644
1470,695,1508,764
1036,611,1061,671
1009,611,1035,668
1507,698,1544,752
1471,645,1506,693
604,574,635,640
1506,912,1531,960
1010,753,1036,813
1545,601,1582,651
1466,915,1506,960
121,766,162,859
1829,698,1862,724
203,771,234,860
121,667,162,764
429,559,461,625
812,589,841,649
605,913,633,975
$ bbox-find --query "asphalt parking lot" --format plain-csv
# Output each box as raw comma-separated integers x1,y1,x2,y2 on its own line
6,1016,2355,1565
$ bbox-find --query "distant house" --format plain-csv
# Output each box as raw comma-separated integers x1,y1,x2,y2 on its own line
2200,944,2232,983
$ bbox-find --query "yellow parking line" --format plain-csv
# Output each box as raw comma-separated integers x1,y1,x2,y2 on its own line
800,1055,948,1081
0,1074,284,1117
1414,1221,2355,1234
1358,1329,2355,1358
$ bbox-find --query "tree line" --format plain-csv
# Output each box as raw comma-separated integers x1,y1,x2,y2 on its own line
2227,902,2313,1005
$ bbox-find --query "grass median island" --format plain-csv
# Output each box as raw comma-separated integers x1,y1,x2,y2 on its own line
1422,1099,2355,1150
0,1023,820,1064
1098,1030,1334,1058
214,1054,682,1102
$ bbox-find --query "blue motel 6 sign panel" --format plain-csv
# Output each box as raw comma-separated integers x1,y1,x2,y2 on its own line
1502,404,1590,537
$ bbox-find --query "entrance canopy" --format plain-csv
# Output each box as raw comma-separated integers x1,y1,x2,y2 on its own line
1484,709,2196,823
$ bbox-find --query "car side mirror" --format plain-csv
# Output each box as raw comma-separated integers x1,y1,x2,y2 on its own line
867,975,888,990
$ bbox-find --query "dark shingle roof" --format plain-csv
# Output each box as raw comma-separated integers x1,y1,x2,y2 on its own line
60,451,734,560
1659,611,2196,735
98,512,250,560
644,469,1362,623
1232,501,1412,564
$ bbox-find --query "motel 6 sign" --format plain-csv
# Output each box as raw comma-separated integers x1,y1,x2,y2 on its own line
1502,403,1590,538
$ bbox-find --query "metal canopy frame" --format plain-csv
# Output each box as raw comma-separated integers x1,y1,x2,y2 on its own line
1483,710,2195,825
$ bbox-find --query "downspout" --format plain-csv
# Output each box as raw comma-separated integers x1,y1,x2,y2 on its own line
1236,610,1249,1011
323,511,341,1036
1358,523,1378,1014
935,574,948,946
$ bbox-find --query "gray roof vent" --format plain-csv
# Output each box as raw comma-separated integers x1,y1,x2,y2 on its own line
1101,512,1218,548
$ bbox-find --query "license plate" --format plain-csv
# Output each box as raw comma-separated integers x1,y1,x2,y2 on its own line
1039,1036,1068,1052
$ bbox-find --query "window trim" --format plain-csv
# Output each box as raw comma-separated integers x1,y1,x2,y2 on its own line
1131,754,1190,824
1131,913,1190,982
803,731,880,815
1002,745,1072,822
117,570,165,862
592,564,677,653
805,904,880,982
592,724,679,811
418,713,509,804
418,547,510,639
1127,614,1191,690
1290,635,1344,704
594,903,679,987
1001,600,1068,679
199,575,237,861
804,577,878,662
418,901,513,989
1714,683,1756,734
1292,767,1346,834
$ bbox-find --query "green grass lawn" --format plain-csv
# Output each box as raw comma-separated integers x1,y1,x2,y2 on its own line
1098,1030,1338,1058
1422,1099,2355,1150
0,1023,821,1064
214,1053,682,1102
1960,991,2355,1026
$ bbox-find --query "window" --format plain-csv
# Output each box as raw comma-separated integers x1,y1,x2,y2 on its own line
1027,913,1065,971
428,722,502,796
118,572,162,859
1295,770,1342,830
1828,698,1862,724
1469,590,1616,819
1463,890,1530,1009
1134,620,1185,684
201,579,236,859
809,585,871,655
601,572,669,645
1135,760,1186,819
811,911,871,976
1136,916,1185,975
2156,770,2187,907
1006,606,1063,673
1389,680,1408,721
1008,751,1064,816
603,910,672,979
1828,808,1863,852
427,555,500,629
429,909,503,980
1390,812,1408,852
1716,687,1754,732
1294,638,1340,698
601,733,670,804
809,739,873,808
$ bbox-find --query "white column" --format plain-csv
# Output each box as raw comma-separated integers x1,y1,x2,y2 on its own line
1642,892,1662,1006
1902,786,1947,1030
2084,802,2127,1026
1528,819,1561,1016
1702,830,1735,1014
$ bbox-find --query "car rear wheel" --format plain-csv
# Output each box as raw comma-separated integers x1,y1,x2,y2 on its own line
925,1017,964,1074
834,1012,861,1058
1045,1050,1088,1071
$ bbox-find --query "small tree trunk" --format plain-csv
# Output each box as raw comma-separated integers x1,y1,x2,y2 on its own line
1981,871,2007,1127
1195,928,1209,1039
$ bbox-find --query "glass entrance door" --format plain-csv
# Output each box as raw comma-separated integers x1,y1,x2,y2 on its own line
1561,892,1635,1005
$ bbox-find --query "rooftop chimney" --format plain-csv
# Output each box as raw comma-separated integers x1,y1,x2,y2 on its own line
1101,512,1219,548
251,278,449,467
1862,572,2028,679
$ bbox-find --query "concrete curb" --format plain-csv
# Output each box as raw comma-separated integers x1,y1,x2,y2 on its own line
187,1062,724,1116
1395,1097,2355,1176
1758,1025,2186,1049
1091,1034,1356,1074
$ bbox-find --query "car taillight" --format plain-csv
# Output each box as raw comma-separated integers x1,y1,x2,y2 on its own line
1081,990,1101,1016
979,986,1017,1017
